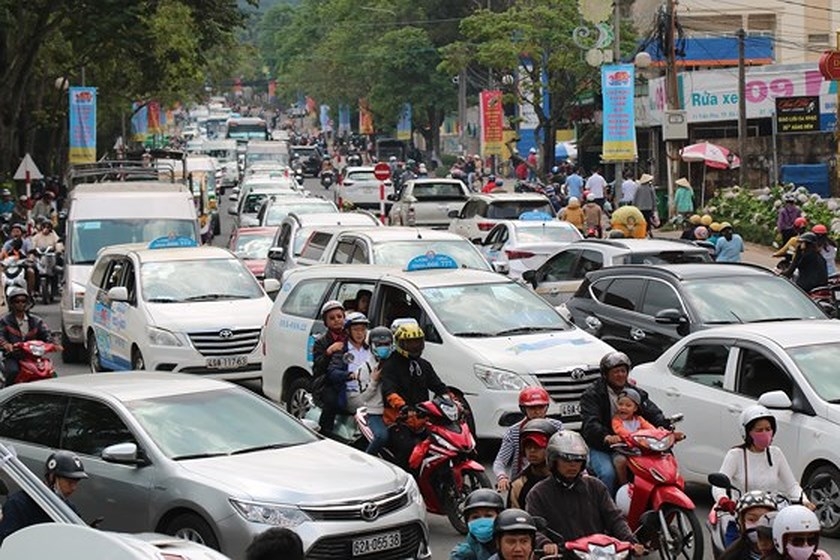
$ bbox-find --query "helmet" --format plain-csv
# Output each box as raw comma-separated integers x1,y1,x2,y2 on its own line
393,322,424,342
739,405,777,440
546,431,589,470
389,156,397,162
519,386,550,408
794,217,807,228
45,451,88,480
493,508,537,537
520,418,559,450
9,222,23,232
368,326,393,347
813,224,828,235
600,351,631,376
0,189,10,197
320,299,344,320
551,166,560,174
799,232,818,244
694,226,709,240
783,193,797,203
6,286,30,304
689,214,702,225
735,490,778,519
344,311,369,329
529,147,537,154
463,488,505,517
720,221,733,231
772,505,819,553
701,214,713,226
710,222,723,232
488,175,496,182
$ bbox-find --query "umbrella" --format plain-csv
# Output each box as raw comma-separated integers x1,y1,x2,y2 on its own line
554,141,578,161
679,141,740,169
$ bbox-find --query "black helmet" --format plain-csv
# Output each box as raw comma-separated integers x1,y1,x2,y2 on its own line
368,326,393,347
799,232,818,244
600,351,631,376
493,508,537,537
463,488,505,517
45,451,88,480
9,222,24,233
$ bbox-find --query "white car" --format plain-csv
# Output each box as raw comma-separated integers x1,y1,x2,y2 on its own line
479,219,583,278
388,178,470,228
632,320,840,535
262,259,614,438
447,192,555,243
82,238,278,381
337,166,393,210
256,196,339,227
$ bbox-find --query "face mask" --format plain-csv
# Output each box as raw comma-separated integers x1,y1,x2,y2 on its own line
373,346,392,360
750,430,773,449
468,517,495,544
785,543,815,560
745,530,758,544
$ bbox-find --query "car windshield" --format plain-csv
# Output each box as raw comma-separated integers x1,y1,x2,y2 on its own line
233,233,273,260
421,282,572,337
347,171,377,182
487,200,553,219
141,258,264,302
265,202,336,226
787,344,840,402
246,152,289,167
682,276,823,324
126,388,318,459
624,251,711,264
515,225,582,243
374,241,491,270
70,219,198,264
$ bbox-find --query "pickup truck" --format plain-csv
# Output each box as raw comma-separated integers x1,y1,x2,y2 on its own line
387,178,470,228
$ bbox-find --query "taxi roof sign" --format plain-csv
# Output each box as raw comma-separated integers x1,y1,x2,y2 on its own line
405,252,458,272
148,236,199,249
519,210,554,221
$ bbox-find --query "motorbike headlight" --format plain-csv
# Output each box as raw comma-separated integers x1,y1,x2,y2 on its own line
648,435,673,452
71,283,85,310
146,326,183,347
474,364,529,390
229,499,312,528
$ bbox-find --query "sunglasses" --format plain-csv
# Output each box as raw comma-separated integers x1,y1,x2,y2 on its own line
789,536,819,547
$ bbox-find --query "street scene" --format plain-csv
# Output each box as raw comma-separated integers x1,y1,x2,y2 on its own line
3,1,840,560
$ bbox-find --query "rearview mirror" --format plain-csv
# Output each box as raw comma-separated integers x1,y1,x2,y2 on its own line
227,206,238,215
386,194,396,202
758,390,793,410
708,472,733,490
102,442,147,466
654,308,687,325
447,209,459,219
107,286,128,302
521,269,538,288
263,278,281,293
492,262,510,275
267,246,286,261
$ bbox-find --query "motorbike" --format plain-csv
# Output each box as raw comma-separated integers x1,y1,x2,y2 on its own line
2,256,29,301
612,415,703,560
357,395,490,535
34,246,59,305
3,340,59,387
320,170,336,190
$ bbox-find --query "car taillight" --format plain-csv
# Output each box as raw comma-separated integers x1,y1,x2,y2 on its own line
478,222,495,231
505,250,535,260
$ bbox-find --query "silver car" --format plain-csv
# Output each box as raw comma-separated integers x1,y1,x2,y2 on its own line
0,374,429,559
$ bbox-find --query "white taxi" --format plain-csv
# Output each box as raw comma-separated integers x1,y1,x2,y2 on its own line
82,237,278,381
262,254,614,438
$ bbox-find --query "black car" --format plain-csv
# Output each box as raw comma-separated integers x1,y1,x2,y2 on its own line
291,145,324,177
564,263,828,365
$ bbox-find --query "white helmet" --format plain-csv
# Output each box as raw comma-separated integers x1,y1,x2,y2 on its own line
772,505,819,553
739,405,777,440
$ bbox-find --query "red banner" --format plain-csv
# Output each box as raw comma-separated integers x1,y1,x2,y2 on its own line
359,98,374,134
147,101,161,134
480,90,504,156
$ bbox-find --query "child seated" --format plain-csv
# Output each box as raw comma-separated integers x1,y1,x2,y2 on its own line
610,388,654,486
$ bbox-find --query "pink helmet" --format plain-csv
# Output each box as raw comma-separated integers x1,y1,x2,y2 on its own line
694,226,709,240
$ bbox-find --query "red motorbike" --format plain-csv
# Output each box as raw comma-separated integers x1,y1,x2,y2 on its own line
356,395,491,535
6,340,59,385
564,534,633,560
612,418,703,560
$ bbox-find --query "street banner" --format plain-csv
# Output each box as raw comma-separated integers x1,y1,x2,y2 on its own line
359,98,374,134
775,96,820,133
320,104,332,133
268,80,277,102
338,105,351,135
397,103,412,141
305,96,317,116
601,64,637,162
131,102,148,141
68,87,97,164
148,102,161,134
480,90,504,156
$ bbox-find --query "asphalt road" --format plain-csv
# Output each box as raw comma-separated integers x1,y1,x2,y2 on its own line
42,179,838,559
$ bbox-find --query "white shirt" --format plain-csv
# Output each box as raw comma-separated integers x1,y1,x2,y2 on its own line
620,179,638,203
711,446,806,503
585,173,606,198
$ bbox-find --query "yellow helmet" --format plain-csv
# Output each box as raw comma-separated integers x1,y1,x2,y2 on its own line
394,322,425,342
689,214,701,225
719,221,733,230
701,214,713,226
710,222,722,232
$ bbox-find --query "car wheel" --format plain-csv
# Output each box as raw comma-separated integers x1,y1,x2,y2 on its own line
808,464,840,536
285,376,313,419
131,347,145,370
61,330,84,364
165,512,220,550
87,331,108,373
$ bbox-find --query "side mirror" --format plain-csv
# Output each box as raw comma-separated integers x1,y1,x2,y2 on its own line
654,308,687,325
107,286,129,302
405,195,418,204
227,206,238,215
521,269,538,288
101,442,148,466
758,390,793,410
232,186,241,194
708,472,733,490
386,194,396,202
492,261,510,275
267,246,286,261
263,278,281,293
228,194,239,203
447,209,459,219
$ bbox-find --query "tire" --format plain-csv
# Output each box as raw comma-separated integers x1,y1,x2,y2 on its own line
61,330,84,364
213,216,221,236
284,376,313,419
87,331,108,373
443,469,492,535
808,464,840,536
164,512,220,550
40,277,52,305
131,347,145,370
657,506,704,560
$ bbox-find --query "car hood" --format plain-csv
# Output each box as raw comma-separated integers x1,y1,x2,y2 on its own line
179,440,405,503
145,298,271,331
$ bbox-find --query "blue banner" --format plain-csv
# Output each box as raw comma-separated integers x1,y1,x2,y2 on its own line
338,104,351,135
397,103,412,141
131,102,148,140
601,64,637,162
69,87,97,164
320,104,332,132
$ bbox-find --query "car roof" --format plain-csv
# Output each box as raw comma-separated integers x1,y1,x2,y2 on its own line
571,238,709,252
467,192,549,202
291,263,513,289
502,220,576,229
408,178,464,185
588,262,772,280
288,212,378,227
331,226,470,242
683,320,840,349
98,244,234,263
72,183,188,195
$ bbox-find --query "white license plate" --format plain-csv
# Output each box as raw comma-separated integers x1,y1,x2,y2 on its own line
560,402,580,416
206,355,248,369
352,531,401,556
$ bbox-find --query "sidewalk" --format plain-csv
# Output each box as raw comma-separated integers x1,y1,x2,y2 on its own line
655,229,778,269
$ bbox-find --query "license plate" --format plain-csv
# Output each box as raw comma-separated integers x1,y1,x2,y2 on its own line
206,355,248,369
560,402,580,417
352,531,401,556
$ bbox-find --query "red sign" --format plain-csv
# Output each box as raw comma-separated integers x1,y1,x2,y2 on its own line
373,162,391,181
480,90,504,156
819,50,840,80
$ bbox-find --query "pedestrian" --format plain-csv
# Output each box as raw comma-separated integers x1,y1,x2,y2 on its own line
674,177,695,216
245,527,304,560
715,222,745,263
526,148,538,182
558,197,585,231
618,172,639,207
584,167,607,207
582,193,603,238
564,167,584,200
777,193,802,246
633,175,657,234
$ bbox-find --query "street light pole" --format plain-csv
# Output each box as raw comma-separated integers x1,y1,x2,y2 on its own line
737,28,747,187
613,0,623,197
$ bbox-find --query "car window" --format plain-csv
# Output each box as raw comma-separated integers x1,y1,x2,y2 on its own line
329,281,376,314
788,343,840,402
277,223,292,250
461,201,478,219
331,240,357,264
243,194,267,214
541,250,580,282
412,183,466,200
601,278,645,311
485,226,503,246
122,261,137,304
640,280,682,316
735,348,793,399
62,398,137,457
572,250,603,279
487,200,553,219
377,284,442,343
626,251,712,264
299,231,333,260
668,344,729,388
103,259,128,292
0,392,68,447
89,257,113,289
280,278,332,318
347,171,377,182
349,241,369,264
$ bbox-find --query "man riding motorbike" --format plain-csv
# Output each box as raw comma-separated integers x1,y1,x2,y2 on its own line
0,222,36,294
0,287,52,386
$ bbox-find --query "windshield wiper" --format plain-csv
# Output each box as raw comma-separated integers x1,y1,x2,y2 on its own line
146,297,180,303
171,452,229,461
230,443,293,455
495,326,564,336
184,294,239,302
452,331,494,338
750,317,806,323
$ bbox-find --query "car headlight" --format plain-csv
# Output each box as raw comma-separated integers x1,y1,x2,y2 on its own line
474,364,530,390
146,326,183,347
403,474,424,507
72,284,85,310
230,498,312,528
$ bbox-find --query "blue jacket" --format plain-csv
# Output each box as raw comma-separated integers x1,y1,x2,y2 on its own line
450,534,495,560
0,490,78,543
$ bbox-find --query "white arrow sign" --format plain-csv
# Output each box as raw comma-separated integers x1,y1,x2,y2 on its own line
13,154,43,181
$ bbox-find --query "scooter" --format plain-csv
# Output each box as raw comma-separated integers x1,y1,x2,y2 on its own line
613,416,703,560
34,246,59,305
320,170,336,190
5,340,59,386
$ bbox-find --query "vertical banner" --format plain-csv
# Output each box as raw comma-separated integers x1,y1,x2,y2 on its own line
268,80,277,103
320,104,332,133
338,104,351,135
359,98,374,135
396,103,412,140
147,101,161,134
68,87,97,165
131,102,149,141
305,96,317,116
480,90,504,156
601,64,637,162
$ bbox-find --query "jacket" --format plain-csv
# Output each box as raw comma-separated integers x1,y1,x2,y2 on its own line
560,201,585,230
674,186,694,213
508,465,549,509
380,351,447,424
0,490,79,543
311,330,345,378
610,414,655,438
580,378,669,452
633,183,656,211
450,534,494,560
0,313,51,348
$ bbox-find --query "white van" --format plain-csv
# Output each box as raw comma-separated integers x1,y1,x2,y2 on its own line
60,183,200,362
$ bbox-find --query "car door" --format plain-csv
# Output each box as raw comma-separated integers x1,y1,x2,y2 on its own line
481,225,508,267
60,396,153,532
330,237,359,264
118,259,146,369
532,249,582,306
265,222,292,280
582,277,648,360
0,391,69,484
449,200,477,238
634,279,687,361
92,258,131,370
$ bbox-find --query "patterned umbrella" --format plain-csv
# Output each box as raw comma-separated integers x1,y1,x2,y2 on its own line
679,141,740,169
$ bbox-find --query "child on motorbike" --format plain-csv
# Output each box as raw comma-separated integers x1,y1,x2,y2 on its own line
608,388,655,487
718,491,778,560
507,419,557,509
323,312,371,436
766,505,831,560
345,325,392,456
313,300,347,434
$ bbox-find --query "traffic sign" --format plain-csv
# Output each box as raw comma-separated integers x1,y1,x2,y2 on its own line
13,154,42,181
819,50,840,80
373,162,391,181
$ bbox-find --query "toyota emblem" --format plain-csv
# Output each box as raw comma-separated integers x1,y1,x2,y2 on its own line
570,368,587,381
360,502,380,521
218,329,233,339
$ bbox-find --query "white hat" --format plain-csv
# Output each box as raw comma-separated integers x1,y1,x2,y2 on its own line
418,163,427,173
529,147,537,153
638,173,654,185
586,192,596,202
675,177,691,188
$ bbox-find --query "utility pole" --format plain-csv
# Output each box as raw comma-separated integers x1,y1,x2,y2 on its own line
737,28,747,187
665,0,679,218
613,0,624,198
458,68,467,156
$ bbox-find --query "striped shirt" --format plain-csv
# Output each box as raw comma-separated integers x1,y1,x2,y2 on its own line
492,418,564,482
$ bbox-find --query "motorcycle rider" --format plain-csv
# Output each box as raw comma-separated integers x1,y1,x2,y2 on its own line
718,491,778,560
1,222,36,294
0,189,15,215
323,312,372,436
526,431,644,555
313,300,347,434
580,351,673,494
0,451,88,543
31,191,56,224
487,509,538,560
508,419,557,508
350,325,392,455
813,224,837,276
780,232,828,293
493,387,563,492
769,505,829,560
0,287,52,386
451,489,506,560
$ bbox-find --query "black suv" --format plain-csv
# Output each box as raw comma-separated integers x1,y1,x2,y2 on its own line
291,145,324,177
565,263,827,365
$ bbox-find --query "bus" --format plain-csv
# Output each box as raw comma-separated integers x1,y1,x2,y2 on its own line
226,117,270,142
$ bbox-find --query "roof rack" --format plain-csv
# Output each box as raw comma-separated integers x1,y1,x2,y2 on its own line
66,160,180,186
